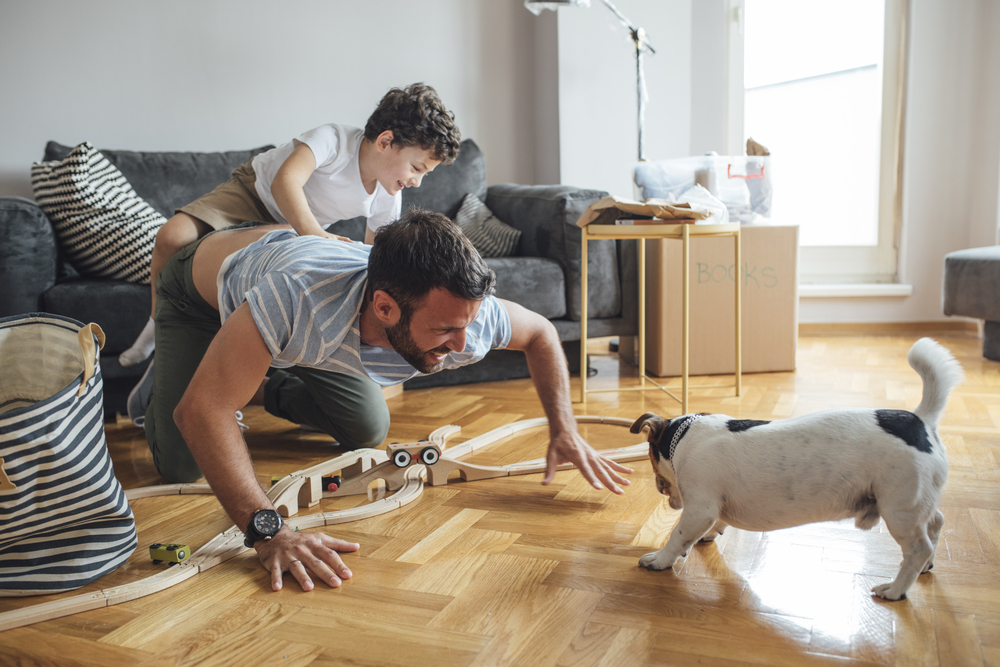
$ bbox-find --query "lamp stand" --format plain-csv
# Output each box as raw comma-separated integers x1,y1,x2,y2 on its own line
599,0,655,161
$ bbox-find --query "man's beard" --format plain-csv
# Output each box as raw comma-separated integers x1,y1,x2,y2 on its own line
385,315,449,374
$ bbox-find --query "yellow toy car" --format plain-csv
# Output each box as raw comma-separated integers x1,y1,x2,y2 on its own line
149,543,191,564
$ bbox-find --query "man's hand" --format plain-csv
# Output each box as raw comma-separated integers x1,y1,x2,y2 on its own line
499,298,633,494
304,229,353,243
544,430,633,494
255,527,360,592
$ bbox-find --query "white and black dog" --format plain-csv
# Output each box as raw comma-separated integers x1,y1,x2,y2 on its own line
630,338,963,601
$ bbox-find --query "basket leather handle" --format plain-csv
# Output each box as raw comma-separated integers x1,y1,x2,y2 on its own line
77,323,106,397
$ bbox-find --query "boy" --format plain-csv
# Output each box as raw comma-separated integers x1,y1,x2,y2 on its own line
120,82,461,366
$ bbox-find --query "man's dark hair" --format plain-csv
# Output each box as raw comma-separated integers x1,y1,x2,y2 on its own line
368,208,496,316
364,83,461,165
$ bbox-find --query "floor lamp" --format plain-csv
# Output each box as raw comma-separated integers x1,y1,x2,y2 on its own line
525,0,656,161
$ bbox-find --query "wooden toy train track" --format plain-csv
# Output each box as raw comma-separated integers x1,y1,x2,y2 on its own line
0,416,645,632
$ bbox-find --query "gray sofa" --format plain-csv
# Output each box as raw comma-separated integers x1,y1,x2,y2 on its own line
943,245,1000,360
0,139,638,415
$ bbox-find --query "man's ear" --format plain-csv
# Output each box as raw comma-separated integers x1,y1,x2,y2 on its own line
371,289,401,326
375,130,394,152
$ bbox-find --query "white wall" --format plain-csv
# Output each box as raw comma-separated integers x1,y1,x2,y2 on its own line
689,0,729,156
0,0,545,198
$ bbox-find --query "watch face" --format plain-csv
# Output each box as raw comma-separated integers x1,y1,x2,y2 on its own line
253,510,282,536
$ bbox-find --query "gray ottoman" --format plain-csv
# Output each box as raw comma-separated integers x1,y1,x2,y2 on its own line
943,246,1000,360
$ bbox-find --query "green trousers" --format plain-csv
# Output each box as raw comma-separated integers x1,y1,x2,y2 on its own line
144,235,390,483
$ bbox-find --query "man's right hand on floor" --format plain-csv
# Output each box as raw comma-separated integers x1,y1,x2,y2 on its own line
255,528,360,591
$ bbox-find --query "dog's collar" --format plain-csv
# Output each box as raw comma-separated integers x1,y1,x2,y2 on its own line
668,414,702,460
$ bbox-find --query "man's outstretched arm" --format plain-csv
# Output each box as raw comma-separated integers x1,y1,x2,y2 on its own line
498,299,632,493
174,303,359,591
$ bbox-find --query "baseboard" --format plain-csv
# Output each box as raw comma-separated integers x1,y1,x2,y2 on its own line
799,320,980,336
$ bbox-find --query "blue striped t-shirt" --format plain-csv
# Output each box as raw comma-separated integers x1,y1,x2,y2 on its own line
217,230,511,386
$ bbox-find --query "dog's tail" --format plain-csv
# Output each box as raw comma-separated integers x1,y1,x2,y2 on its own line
909,337,963,428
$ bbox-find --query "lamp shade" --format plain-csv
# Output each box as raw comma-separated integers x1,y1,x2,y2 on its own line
524,0,590,16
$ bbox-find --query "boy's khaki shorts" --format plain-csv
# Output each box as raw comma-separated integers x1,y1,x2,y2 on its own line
176,162,280,230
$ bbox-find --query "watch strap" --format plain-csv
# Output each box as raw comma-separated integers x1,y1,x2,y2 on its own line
243,509,280,548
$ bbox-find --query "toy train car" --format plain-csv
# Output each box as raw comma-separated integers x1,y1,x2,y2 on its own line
386,440,441,468
149,543,191,564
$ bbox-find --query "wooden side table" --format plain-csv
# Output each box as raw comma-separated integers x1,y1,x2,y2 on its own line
579,221,742,412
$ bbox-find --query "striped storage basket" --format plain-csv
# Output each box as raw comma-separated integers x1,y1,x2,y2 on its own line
0,314,137,595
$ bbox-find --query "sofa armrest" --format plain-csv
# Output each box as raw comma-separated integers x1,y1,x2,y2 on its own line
486,184,620,320
0,197,58,317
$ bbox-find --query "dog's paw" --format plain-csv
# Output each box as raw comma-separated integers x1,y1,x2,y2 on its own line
871,583,907,601
638,551,676,571
921,561,934,574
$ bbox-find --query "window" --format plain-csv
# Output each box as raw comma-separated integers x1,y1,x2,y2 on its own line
728,0,908,284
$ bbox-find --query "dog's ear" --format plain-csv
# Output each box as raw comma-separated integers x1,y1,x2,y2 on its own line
631,412,667,441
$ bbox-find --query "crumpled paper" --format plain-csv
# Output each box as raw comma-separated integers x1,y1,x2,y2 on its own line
574,194,714,228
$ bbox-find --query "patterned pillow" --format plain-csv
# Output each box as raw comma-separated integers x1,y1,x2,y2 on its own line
31,142,166,284
454,193,521,258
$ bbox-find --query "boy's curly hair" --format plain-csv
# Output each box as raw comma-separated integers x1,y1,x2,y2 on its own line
364,83,461,166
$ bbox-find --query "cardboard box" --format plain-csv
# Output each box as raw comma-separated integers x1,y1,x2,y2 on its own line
620,224,798,376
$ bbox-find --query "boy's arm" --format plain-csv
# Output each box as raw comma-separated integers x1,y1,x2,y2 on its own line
271,143,351,241
497,299,633,493
174,303,358,592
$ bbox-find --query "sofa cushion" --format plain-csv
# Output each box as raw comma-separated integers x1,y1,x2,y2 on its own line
402,139,487,220
943,245,1000,322
32,143,166,284
486,184,619,320
45,141,274,220
486,257,566,319
0,198,58,318
42,279,151,355
455,193,521,257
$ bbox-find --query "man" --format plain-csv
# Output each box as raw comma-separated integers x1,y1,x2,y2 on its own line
136,209,632,593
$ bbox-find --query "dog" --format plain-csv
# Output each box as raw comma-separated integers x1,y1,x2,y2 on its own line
630,337,963,601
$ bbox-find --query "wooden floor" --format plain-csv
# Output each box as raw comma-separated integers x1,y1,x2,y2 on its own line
2,332,1000,666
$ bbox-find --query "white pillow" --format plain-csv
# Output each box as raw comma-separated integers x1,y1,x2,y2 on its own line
31,142,166,284
454,193,521,258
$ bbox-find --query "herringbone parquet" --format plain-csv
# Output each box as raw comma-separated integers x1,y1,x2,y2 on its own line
1,332,999,666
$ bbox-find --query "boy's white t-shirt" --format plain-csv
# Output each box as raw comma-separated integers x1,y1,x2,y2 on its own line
251,124,402,234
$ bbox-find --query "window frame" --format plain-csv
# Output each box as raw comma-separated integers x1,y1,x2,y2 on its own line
725,0,910,285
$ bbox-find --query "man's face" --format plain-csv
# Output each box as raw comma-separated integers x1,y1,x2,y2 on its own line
385,288,481,374
377,144,441,196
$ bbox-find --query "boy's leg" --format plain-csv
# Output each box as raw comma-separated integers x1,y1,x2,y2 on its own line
263,369,391,450
119,212,210,367
149,213,212,315
143,239,222,483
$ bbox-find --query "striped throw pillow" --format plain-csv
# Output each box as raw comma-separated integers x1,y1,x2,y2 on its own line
454,193,521,258
31,142,166,284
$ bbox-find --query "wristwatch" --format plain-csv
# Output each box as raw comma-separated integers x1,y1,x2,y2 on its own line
244,508,283,548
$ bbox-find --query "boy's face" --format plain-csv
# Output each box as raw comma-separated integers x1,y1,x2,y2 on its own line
374,132,441,195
